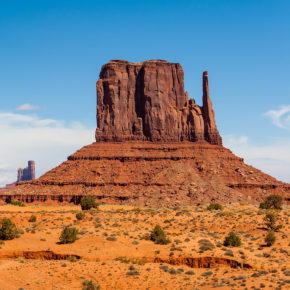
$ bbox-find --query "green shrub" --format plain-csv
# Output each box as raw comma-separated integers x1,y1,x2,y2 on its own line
29,215,37,222
82,280,100,290
76,212,85,220
263,212,282,231
207,203,223,211
223,232,241,247
0,218,19,240
259,194,283,210
150,225,170,245
80,196,99,211
59,227,78,244
265,230,276,246
10,200,25,207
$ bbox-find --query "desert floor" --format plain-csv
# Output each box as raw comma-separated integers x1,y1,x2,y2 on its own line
0,203,289,289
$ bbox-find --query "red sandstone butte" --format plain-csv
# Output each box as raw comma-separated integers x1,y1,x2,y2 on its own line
96,60,222,145
1,60,289,206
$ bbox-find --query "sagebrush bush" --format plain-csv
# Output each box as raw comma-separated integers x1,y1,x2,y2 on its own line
263,212,282,232
80,196,99,211
10,200,25,207
59,227,78,244
223,232,241,247
265,230,276,246
29,215,37,222
207,203,223,211
259,194,283,210
0,218,19,240
76,212,85,220
150,225,170,245
82,279,100,290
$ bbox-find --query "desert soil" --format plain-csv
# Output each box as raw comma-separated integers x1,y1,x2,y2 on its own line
0,203,289,289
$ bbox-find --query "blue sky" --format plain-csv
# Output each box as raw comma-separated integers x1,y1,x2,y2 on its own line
0,0,290,185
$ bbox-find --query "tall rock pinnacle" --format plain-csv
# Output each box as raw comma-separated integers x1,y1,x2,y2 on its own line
202,71,223,145
95,60,222,145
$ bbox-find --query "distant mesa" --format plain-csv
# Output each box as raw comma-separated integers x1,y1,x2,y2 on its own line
17,160,36,182
1,60,289,207
0,161,35,193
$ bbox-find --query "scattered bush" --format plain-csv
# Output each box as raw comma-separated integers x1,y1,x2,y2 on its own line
0,218,19,240
259,194,283,210
10,200,25,207
198,239,215,252
59,227,78,244
28,215,37,222
150,225,170,245
80,196,99,211
207,203,223,211
76,212,85,220
265,230,276,246
82,280,100,290
263,212,282,232
224,232,241,247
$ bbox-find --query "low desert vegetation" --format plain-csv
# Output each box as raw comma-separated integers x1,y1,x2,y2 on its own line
263,212,282,231
9,200,25,207
28,215,37,222
0,218,19,240
259,194,283,210
223,232,241,247
80,196,99,211
207,203,223,211
59,227,79,244
82,279,100,290
265,230,276,246
150,225,170,245
76,212,85,220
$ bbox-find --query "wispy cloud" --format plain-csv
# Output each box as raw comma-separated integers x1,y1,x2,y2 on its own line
223,135,290,183
16,103,40,111
0,112,94,186
264,105,290,129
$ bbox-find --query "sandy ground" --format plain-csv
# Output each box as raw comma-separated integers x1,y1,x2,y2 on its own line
0,203,289,289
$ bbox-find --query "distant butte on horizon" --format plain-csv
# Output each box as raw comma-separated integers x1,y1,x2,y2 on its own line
1,59,289,206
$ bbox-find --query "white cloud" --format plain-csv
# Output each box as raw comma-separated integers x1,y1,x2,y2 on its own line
264,105,290,129
0,112,94,187
223,135,290,183
16,104,40,111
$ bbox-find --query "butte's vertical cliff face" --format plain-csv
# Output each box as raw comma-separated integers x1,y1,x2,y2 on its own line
95,60,222,145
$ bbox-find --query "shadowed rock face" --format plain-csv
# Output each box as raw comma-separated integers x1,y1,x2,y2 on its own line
95,60,222,145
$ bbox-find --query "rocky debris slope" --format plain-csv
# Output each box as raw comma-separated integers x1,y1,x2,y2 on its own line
2,142,289,207
96,60,222,145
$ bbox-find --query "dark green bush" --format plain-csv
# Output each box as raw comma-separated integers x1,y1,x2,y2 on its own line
76,212,85,220
207,203,223,211
223,232,241,247
263,212,282,232
150,225,170,245
29,215,37,222
59,227,78,244
265,230,276,246
82,280,100,290
0,218,19,240
259,194,283,210
80,196,99,211
10,200,25,207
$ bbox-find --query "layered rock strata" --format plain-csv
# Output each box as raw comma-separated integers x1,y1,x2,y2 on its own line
2,142,289,207
96,60,222,145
